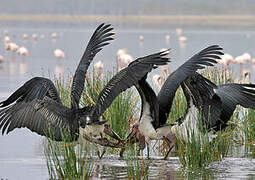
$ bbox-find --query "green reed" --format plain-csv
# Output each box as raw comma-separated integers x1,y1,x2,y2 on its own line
175,113,230,168
124,146,150,180
44,132,94,179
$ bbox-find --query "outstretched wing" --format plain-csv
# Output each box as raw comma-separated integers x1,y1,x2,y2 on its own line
0,97,73,141
0,77,61,108
70,23,114,109
215,83,255,127
157,45,223,125
181,72,222,131
88,50,170,123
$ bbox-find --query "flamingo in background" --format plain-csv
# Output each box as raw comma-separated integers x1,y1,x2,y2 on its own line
94,60,104,70
54,49,65,59
22,34,29,40
176,28,183,36
165,35,170,44
17,47,29,57
218,53,234,67
0,55,4,64
116,49,133,71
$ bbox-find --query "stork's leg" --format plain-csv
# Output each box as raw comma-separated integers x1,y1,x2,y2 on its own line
147,145,150,159
119,136,136,158
97,146,106,159
96,133,107,159
162,132,176,160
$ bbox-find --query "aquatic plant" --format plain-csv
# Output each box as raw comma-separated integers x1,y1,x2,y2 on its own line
175,113,230,168
44,132,94,179
124,146,150,180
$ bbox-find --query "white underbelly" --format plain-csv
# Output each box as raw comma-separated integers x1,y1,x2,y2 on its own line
171,105,216,142
139,114,158,141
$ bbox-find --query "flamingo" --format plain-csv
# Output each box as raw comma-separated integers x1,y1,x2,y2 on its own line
165,35,170,43
51,32,58,39
54,49,65,59
4,36,11,44
32,34,38,41
22,34,29,40
17,47,29,56
94,60,104,70
219,53,234,66
139,35,144,42
0,55,4,64
178,36,187,44
116,49,133,71
176,28,183,36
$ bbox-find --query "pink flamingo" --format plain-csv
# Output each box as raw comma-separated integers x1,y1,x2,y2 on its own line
139,35,144,42
17,47,29,56
22,34,29,40
94,60,104,70
5,42,19,59
4,36,10,44
178,36,187,44
54,49,65,59
32,34,38,41
0,55,4,64
219,53,234,66
176,28,183,36
116,49,133,71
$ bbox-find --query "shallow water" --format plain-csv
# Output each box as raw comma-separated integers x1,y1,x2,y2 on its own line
0,23,255,179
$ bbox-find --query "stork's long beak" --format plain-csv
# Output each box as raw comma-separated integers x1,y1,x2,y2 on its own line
126,125,146,150
82,133,126,148
103,124,125,145
162,132,176,160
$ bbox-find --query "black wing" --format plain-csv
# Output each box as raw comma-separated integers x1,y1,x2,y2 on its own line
214,83,255,130
157,45,223,125
70,23,114,109
135,76,160,129
0,97,74,141
0,77,61,108
88,50,170,123
180,73,222,131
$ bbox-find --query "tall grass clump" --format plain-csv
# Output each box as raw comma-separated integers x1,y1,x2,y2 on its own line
44,132,94,179
243,109,255,143
175,111,230,168
124,146,150,180
241,108,255,158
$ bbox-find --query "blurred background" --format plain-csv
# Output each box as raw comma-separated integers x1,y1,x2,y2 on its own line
0,1,255,179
